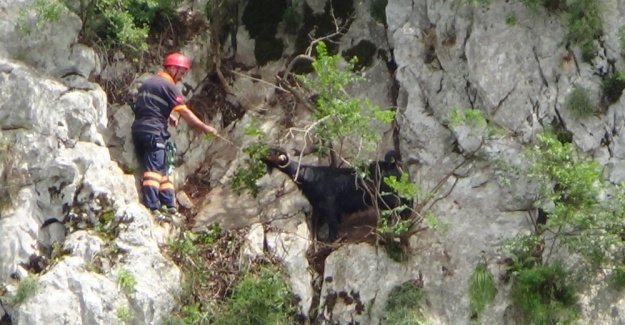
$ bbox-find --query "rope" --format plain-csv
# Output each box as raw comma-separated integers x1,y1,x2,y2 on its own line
213,133,242,150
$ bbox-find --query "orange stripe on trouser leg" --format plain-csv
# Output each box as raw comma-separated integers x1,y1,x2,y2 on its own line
160,175,174,190
160,183,175,190
143,171,162,181
142,179,160,188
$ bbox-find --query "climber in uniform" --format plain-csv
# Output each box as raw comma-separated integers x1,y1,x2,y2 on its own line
131,53,218,223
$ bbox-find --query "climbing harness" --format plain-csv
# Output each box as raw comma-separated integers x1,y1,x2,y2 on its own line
165,141,179,175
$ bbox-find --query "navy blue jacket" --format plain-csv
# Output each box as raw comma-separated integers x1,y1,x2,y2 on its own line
131,71,189,138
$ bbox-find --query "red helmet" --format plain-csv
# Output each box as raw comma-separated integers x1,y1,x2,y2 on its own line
163,53,190,69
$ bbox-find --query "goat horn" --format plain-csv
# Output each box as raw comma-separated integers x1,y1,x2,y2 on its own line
278,154,290,168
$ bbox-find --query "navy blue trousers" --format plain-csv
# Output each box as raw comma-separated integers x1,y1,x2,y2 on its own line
132,132,175,210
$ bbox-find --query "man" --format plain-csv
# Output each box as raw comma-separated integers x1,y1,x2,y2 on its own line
132,53,218,223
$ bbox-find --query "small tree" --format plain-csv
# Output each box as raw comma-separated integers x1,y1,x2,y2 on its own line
524,132,625,267
231,41,395,196
500,132,625,323
295,41,395,161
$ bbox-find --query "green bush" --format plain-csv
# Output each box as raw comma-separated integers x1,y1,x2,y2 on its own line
16,0,64,33
96,0,183,51
117,269,137,295
469,262,496,317
213,264,297,325
526,132,603,223
612,265,625,290
164,225,225,325
229,128,268,198
504,235,543,272
566,86,594,119
519,0,543,10
566,0,602,61
14,276,39,304
382,280,424,325
165,302,212,324
511,263,578,325
447,107,499,140
18,0,182,52
448,107,488,130
601,71,625,105
519,0,601,61
116,306,131,323
505,14,517,26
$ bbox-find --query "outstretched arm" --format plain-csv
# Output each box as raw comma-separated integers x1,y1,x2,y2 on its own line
177,108,218,135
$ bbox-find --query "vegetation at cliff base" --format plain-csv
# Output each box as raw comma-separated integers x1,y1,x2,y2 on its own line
164,226,298,325
381,280,425,325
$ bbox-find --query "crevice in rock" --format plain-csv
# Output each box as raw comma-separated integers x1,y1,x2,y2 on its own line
601,130,612,157
465,80,477,109
461,17,472,55
423,24,438,64
492,85,515,117
550,75,565,136
530,94,541,129
569,45,581,76
534,208,548,234
0,126,29,132
552,108,573,144
381,45,402,154
533,46,549,87
436,74,444,94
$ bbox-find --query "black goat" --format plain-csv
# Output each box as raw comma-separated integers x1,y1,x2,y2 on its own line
262,148,411,241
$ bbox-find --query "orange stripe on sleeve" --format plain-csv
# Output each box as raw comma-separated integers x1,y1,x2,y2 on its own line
173,104,189,112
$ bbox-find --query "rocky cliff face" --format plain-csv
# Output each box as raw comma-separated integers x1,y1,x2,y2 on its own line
1,0,625,324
